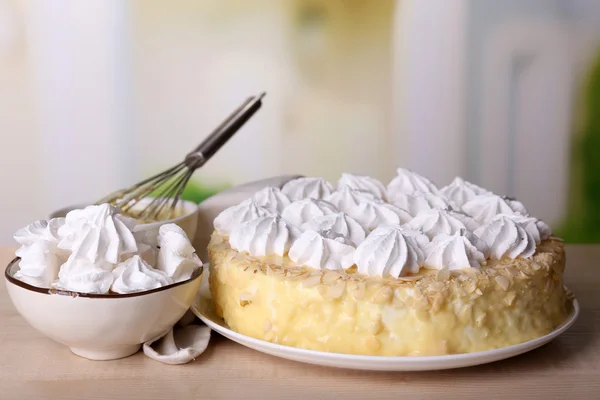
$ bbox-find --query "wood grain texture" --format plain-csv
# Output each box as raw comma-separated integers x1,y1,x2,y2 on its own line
1,245,599,400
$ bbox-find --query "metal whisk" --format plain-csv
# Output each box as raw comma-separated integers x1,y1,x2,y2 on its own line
96,92,266,221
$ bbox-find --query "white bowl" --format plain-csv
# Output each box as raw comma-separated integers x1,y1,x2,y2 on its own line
5,258,203,360
49,198,200,246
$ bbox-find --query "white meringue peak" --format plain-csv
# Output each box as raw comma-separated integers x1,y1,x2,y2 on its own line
111,255,173,294
157,224,202,282
354,226,424,278
301,212,367,246
281,198,338,227
15,241,62,288
55,257,115,294
14,218,64,247
325,187,379,211
474,216,536,260
229,215,299,257
289,229,356,271
405,209,472,240
213,199,274,236
462,194,528,224
390,191,450,217
353,201,412,231
325,188,410,230
387,168,438,197
492,213,551,244
57,204,138,265
337,173,387,199
440,177,490,207
424,230,486,271
281,177,334,201
251,187,291,213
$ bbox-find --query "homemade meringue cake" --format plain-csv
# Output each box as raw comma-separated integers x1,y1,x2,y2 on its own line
207,171,572,356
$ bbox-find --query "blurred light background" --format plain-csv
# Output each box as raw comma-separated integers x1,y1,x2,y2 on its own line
1,0,600,245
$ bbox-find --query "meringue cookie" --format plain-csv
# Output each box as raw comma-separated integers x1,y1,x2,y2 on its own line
351,201,412,231
281,177,334,201
387,168,438,197
213,199,274,236
15,241,62,288
399,227,431,248
390,191,450,216
301,212,367,246
337,173,387,199
474,216,536,259
354,226,424,278
450,209,482,231
423,230,486,270
111,255,173,294
157,224,202,282
462,194,528,224
492,213,551,244
289,229,356,271
440,177,490,207
57,203,138,264
229,215,299,257
14,218,64,246
251,187,291,213
405,209,470,239
326,187,377,212
55,257,115,294
281,198,338,227
326,188,411,230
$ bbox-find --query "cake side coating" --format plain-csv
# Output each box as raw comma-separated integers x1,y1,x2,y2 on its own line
208,233,570,356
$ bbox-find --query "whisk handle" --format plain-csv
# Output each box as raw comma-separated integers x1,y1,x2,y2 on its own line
186,92,265,168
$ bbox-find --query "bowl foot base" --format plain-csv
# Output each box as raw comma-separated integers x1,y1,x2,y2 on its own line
70,344,141,361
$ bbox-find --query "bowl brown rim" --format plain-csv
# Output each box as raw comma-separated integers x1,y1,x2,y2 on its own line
5,257,203,299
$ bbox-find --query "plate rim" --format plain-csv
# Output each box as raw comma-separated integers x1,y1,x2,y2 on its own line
191,285,580,366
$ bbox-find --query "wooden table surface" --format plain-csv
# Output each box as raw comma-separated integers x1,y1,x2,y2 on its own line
1,245,599,400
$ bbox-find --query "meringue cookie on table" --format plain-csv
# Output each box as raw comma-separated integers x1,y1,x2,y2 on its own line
57,204,138,264
354,226,425,278
213,199,274,236
157,224,202,282
111,255,173,294
281,177,334,201
337,173,387,200
288,229,356,271
281,198,338,227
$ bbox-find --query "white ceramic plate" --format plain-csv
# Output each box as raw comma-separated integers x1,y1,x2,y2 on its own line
192,270,579,371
